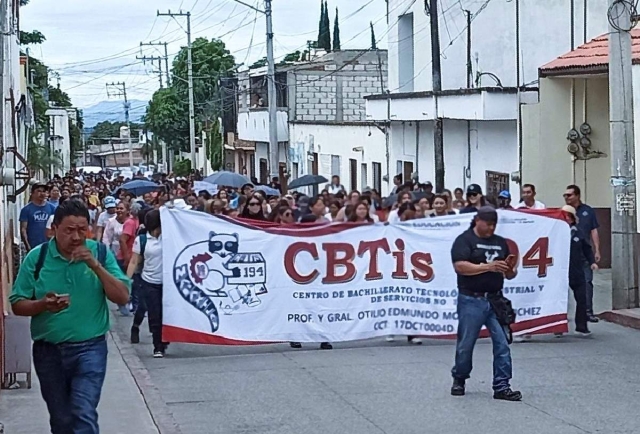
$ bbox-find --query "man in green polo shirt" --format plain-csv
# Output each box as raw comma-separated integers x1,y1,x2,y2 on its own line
10,199,130,434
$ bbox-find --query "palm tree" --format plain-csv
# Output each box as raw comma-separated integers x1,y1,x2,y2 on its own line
27,144,63,179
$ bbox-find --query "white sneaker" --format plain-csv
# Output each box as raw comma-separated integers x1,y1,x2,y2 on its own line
514,334,532,343
385,336,395,342
409,337,423,345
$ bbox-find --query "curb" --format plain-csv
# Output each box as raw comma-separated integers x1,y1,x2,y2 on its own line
108,313,183,434
598,309,640,330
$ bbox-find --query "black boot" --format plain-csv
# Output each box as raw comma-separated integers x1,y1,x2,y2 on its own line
130,325,140,344
451,378,465,396
493,388,522,401
319,342,333,350
289,342,302,349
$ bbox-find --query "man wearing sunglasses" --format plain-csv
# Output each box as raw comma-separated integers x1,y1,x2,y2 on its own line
564,185,600,323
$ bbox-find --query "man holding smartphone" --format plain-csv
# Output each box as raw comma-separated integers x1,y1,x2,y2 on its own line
450,207,521,401
10,199,130,434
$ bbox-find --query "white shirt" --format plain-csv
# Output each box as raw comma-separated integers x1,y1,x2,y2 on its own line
97,210,116,228
327,184,345,195
133,234,163,284
516,200,546,210
103,218,124,256
45,214,54,230
387,209,400,223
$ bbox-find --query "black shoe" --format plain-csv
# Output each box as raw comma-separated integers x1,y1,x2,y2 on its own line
289,342,302,349
153,350,165,358
451,378,465,396
575,327,591,336
130,326,140,344
587,315,599,323
493,388,522,401
319,342,333,350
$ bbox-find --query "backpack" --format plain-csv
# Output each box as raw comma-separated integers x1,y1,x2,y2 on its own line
139,233,148,257
34,242,107,281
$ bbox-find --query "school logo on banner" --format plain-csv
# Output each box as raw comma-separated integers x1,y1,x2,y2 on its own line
172,231,269,332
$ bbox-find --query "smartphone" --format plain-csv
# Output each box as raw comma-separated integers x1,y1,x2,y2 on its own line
56,294,70,304
505,254,517,267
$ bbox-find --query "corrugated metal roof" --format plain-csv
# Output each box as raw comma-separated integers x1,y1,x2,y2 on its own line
540,29,640,76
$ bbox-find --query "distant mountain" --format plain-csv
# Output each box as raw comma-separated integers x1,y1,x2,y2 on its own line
81,100,147,128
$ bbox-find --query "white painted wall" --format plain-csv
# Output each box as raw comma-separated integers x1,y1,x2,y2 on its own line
386,0,608,93
389,119,518,195
289,123,388,194
46,108,71,176
237,110,288,143
254,142,288,183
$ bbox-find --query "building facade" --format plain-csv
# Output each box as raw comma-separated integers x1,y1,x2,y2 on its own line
233,50,389,192
366,0,609,200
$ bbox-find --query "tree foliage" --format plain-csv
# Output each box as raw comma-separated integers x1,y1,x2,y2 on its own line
370,22,377,50
19,30,46,45
172,157,192,177
206,118,223,172
89,121,142,142
317,1,331,51
333,8,341,51
145,37,235,155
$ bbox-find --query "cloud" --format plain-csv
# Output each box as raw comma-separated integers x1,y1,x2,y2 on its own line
21,0,386,107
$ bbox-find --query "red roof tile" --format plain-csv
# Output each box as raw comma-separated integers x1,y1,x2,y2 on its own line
540,29,640,75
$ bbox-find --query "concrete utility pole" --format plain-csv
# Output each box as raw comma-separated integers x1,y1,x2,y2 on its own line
140,42,171,87
608,0,639,309
106,82,134,167
158,10,196,169
136,55,165,88
230,0,279,179
429,0,445,191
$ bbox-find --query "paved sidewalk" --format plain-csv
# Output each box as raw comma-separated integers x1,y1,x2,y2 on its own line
0,331,159,434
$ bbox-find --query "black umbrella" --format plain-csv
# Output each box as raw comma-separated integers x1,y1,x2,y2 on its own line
287,174,328,189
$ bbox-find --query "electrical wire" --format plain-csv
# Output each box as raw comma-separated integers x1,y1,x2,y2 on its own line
608,0,639,32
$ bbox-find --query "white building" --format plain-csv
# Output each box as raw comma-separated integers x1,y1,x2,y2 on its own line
235,50,389,192
366,0,609,200
45,107,71,176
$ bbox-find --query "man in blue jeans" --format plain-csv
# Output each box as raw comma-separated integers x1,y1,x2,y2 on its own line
450,207,521,401
10,200,130,434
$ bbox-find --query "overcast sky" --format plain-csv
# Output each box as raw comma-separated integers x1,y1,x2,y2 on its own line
20,0,387,108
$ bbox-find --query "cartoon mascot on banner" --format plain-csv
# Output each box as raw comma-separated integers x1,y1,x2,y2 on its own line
173,231,268,333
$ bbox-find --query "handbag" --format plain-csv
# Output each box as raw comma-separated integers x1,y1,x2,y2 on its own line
487,292,517,344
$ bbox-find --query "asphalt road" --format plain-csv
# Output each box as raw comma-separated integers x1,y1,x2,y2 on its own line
112,300,640,434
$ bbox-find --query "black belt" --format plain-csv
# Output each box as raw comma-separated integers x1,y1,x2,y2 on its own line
459,289,502,298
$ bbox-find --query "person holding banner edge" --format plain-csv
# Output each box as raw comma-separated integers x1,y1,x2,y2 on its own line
450,207,521,401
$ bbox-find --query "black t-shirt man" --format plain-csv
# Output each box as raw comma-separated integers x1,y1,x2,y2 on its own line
451,208,512,294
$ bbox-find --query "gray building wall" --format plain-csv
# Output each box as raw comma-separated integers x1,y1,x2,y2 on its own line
290,50,388,123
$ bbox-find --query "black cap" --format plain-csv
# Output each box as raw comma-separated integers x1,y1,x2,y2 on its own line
466,184,482,195
424,181,433,187
31,182,49,192
476,206,498,222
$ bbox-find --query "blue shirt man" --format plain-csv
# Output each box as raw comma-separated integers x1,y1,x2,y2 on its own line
20,183,56,251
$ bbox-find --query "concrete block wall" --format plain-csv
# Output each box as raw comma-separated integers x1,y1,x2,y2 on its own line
293,51,388,123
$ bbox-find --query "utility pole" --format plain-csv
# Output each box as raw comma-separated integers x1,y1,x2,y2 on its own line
0,0,6,154
230,0,278,179
106,82,134,167
140,42,170,86
136,55,165,88
158,10,196,169
608,0,639,310
429,0,444,191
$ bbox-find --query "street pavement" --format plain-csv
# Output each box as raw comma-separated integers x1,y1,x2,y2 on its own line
106,268,640,434
0,329,159,434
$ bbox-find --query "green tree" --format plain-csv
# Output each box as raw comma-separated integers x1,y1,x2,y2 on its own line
173,157,191,177
19,30,46,45
370,22,377,50
89,121,142,141
27,143,63,177
249,57,268,69
206,118,223,172
333,8,341,51
317,1,331,51
145,38,235,154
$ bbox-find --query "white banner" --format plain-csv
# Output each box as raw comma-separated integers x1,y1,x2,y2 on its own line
161,209,570,344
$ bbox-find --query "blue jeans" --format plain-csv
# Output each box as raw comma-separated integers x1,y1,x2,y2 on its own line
33,335,108,434
451,293,512,392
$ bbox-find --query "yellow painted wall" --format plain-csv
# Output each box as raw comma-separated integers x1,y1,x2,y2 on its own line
522,76,611,208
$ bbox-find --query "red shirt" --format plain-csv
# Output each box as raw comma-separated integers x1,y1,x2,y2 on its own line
119,217,140,262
